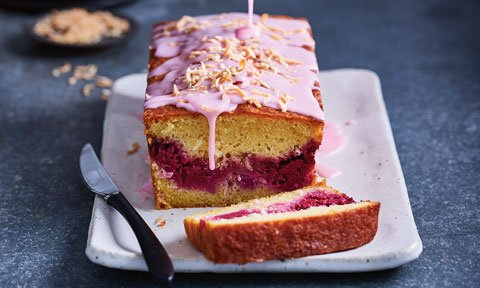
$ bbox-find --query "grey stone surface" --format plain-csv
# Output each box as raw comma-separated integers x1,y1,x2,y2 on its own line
0,0,479,287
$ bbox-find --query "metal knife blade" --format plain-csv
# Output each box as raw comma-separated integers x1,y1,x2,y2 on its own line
80,143,119,196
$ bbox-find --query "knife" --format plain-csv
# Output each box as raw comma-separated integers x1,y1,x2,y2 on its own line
79,143,174,283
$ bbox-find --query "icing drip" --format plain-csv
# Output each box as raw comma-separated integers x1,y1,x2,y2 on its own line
315,163,341,178
315,121,347,179
145,12,324,170
235,0,259,40
317,121,347,157
206,112,217,170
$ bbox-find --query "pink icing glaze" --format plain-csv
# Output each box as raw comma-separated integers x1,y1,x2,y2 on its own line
314,121,347,179
314,163,341,178
135,178,154,201
145,12,324,170
144,152,151,164
317,121,347,157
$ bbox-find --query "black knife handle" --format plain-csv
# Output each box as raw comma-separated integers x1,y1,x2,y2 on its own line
106,192,174,283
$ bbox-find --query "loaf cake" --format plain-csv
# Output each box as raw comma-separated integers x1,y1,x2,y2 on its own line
184,181,380,264
144,13,324,209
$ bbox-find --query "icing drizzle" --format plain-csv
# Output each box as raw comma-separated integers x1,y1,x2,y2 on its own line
145,12,324,170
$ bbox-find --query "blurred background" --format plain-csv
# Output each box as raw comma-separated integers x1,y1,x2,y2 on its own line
0,0,479,287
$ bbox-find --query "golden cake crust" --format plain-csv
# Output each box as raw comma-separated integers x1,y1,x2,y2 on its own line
184,183,380,264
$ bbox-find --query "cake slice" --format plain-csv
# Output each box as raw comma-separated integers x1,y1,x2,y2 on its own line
184,181,380,264
144,13,324,209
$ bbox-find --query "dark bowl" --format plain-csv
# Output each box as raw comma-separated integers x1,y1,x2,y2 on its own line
25,10,138,51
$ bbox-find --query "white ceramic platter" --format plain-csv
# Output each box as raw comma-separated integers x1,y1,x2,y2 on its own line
86,69,422,272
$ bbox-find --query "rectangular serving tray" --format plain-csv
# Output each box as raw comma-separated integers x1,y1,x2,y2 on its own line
85,69,422,272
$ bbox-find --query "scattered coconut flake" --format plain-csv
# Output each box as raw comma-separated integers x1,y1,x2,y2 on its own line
68,76,77,85
34,8,129,45
51,62,71,77
101,89,111,101
82,83,95,97
96,76,113,88
74,64,98,80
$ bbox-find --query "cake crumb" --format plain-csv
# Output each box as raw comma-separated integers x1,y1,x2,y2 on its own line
154,217,166,228
126,142,140,155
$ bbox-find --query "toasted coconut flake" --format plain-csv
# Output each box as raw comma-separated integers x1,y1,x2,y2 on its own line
175,15,195,31
200,105,219,113
224,85,247,98
280,92,295,104
278,99,287,112
270,33,281,41
279,73,300,82
210,77,220,89
68,76,77,85
263,94,271,104
101,89,111,101
82,83,95,97
188,50,207,59
52,62,71,77
95,76,113,88
205,54,221,62
74,64,98,80
237,58,247,72
172,84,180,96
259,80,270,89
251,88,271,97
169,42,185,47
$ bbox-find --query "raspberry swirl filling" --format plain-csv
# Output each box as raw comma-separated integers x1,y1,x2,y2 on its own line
149,138,320,193
204,190,356,221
